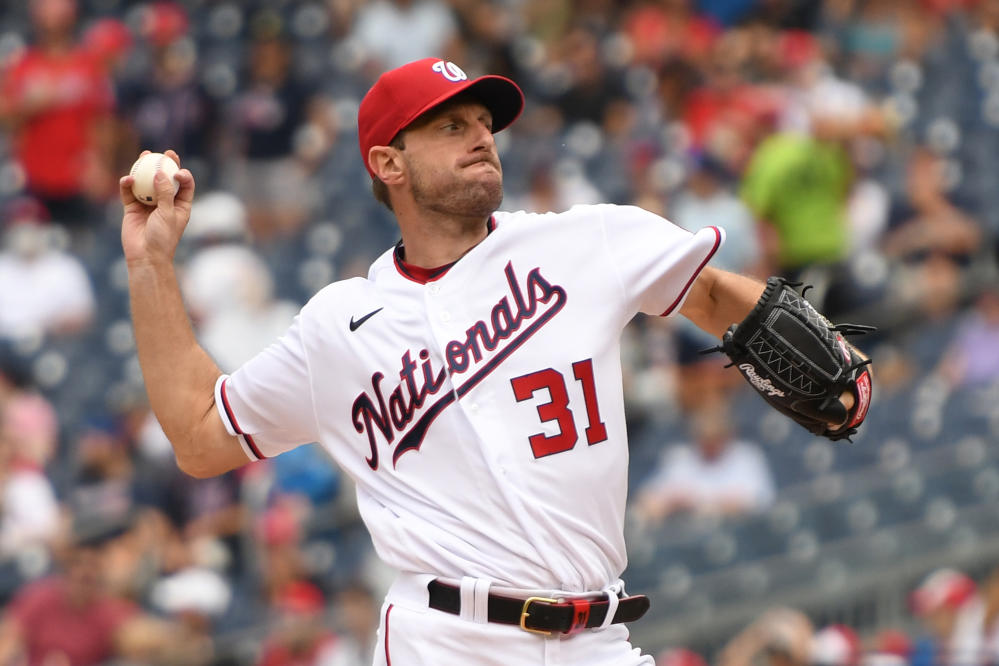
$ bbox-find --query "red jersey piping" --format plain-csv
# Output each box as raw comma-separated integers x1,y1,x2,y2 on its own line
660,225,723,317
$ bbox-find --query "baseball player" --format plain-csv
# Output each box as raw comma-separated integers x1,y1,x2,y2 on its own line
120,59,873,665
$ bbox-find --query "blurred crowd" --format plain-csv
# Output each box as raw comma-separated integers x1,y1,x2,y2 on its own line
655,564,999,665
1,0,999,664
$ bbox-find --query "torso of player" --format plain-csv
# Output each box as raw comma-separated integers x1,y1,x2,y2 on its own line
221,204,722,591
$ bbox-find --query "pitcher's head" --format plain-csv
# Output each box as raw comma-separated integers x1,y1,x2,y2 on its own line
358,59,523,215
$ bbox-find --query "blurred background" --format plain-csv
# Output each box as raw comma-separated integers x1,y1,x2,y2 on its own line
0,0,997,664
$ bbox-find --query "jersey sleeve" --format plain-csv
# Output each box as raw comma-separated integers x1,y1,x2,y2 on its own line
214,315,319,461
600,204,724,317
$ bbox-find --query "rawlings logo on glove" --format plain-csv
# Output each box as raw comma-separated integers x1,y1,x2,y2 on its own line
712,277,875,442
738,363,785,397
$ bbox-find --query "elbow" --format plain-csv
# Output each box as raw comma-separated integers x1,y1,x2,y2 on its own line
176,456,219,479
171,434,226,479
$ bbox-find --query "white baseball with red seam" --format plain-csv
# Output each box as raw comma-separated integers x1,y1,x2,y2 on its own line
129,152,179,206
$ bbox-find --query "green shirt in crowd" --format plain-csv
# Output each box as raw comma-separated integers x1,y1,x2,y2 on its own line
740,132,852,270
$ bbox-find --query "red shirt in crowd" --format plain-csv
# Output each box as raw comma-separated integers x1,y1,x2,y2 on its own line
6,577,137,666
1,47,113,197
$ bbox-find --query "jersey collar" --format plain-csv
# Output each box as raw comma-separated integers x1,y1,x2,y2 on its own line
393,216,496,284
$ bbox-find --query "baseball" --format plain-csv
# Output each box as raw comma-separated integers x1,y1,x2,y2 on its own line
129,152,179,205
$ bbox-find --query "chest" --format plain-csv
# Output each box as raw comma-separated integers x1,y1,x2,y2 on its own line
26,601,116,664
315,257,621,473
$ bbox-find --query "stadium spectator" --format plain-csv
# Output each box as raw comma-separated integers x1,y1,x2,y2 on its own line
162,468,244,550
634,400,776,523
0,0,115,227
620,0,720,69
352,0,459,71
186,242,297,371
326,582,379,666
256,580,339,666
117,2,220,184
150,565,233,665
177,190,298,370
224,30,333,239
681,31,780,170
909,567,983,666
0,197,95,340
80,17,136,182
0,521,191,665
670,149,763,277
742,31,891,316
883,146,984,319
180,223,298,372
933,285,999,389
67,419,136,537
719,607,814,666
255,501,309,607
0,393,60,558
550,23,630,126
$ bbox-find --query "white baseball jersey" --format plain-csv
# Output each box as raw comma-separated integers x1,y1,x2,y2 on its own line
215,203,722,593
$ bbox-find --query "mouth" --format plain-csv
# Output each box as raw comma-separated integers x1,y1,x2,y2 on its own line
461,155,499,171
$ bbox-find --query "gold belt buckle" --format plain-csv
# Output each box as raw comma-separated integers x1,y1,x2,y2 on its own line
519,596,557,636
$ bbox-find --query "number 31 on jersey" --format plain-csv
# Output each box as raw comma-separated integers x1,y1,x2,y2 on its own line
510,358,608,458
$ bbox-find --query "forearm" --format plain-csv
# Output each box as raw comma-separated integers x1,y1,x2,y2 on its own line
128,260,234,476
681,266,765,339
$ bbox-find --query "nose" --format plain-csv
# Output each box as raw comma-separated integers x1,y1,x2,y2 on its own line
470,119,495,153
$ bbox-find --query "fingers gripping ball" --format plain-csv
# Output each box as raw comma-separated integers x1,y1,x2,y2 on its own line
717,277,875,441
129,152,179,205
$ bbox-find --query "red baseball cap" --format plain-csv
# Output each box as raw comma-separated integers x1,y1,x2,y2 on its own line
358,58,524,178
909,568,977,615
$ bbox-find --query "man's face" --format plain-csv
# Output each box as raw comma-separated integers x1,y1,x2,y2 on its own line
398,100,504,219
31,0,77,35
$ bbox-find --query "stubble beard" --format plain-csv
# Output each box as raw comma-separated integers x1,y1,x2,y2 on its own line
408,160,504,222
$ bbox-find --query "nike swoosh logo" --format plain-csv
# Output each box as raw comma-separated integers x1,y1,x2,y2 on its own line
349,308,383,332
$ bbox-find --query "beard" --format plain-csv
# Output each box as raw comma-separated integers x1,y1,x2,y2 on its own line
406,155,504,221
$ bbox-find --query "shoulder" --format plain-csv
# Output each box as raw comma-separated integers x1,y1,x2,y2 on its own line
728,440,767,462
5,49,39,75
41,250,87,274
302,276,373,317
9,577,62,615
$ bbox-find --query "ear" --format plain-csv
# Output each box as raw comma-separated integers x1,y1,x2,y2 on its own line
368,146,405,186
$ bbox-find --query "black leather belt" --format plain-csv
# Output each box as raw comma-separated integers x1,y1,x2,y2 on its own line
426,579,650,636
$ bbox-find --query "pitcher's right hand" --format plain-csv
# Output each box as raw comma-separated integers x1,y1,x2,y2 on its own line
120,149,195,269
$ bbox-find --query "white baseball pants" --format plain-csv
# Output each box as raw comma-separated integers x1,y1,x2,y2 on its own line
371,573,655,666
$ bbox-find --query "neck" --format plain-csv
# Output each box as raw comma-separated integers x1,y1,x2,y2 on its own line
40,33,72,54
395,208,491,268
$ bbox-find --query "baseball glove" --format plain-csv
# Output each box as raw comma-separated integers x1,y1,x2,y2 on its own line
712,277,875,441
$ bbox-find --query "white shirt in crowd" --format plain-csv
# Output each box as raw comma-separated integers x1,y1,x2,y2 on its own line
643,437,776,516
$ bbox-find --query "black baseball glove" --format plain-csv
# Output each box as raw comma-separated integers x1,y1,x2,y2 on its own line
714,277,875,441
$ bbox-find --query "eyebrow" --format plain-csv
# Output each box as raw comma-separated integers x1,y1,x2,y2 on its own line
414,101,492,128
